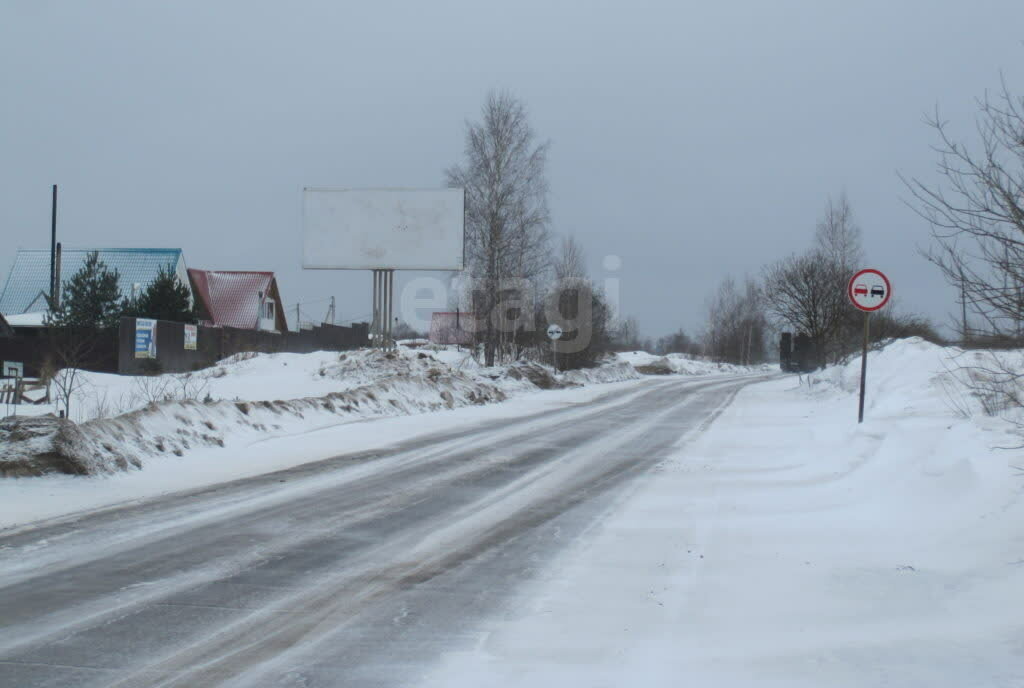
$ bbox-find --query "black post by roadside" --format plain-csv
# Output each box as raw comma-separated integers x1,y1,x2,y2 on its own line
858,311,870,423
50,184,57,300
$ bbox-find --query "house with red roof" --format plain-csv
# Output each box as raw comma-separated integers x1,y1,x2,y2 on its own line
187,269,288,332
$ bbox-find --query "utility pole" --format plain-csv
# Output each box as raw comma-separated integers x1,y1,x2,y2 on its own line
50,185,57,301
295,304,301,332
53,243,62,309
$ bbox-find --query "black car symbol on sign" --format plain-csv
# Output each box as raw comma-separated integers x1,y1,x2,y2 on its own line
870,285,885,297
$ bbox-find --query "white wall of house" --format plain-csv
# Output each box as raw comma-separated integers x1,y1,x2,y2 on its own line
259,298,277,332
173,256,195,308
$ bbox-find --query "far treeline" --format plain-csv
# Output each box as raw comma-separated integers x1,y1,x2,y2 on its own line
443,88,960,371
449,55,1024,370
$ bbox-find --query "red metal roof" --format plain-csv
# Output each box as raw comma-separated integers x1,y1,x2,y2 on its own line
187,269,283,330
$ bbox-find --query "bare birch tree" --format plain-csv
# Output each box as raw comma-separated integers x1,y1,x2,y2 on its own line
554,236,586,283
445,91,551,366
763,251,845,368
703,276,768,364
763,194,863,367
815,193,864,362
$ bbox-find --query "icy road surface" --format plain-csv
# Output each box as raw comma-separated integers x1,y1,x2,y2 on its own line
0,375,764,687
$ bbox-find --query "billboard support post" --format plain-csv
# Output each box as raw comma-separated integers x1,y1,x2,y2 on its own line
388,270,394,349
371,270,379,345
371,269,395,350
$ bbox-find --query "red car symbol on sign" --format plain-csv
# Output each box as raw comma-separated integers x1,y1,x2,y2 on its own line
854,284,868,296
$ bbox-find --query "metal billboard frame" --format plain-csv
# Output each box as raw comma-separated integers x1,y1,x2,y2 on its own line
301,187,466,350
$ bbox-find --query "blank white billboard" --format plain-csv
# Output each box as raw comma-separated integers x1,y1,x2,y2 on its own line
302,188,465,271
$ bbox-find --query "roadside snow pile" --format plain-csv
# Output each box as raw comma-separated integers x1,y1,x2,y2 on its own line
1,349,510,476
562,360,641,385
0,415,141,477
499,361,574,390
0,348,642,477
616,351,771,376
0,341,762,478
804,336,1024,423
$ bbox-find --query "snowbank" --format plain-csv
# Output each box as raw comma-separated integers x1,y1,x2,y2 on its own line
0,348,636,477
805,336,1024,423
1,341,775,479
615,351,773,376
562,360,640,385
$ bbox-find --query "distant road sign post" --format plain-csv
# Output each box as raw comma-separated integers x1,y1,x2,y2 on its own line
848,269,892,423
547,324,562,370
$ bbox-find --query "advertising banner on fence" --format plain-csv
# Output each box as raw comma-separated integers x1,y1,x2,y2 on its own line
184,324,197,351
135,319,157,359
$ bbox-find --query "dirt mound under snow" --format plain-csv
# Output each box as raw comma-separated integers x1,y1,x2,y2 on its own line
0,415,141,477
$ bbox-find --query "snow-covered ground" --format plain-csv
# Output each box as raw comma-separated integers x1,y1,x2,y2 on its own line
0,343,768,530
0,378,658,532
2,346,645,474
419,338,1024,687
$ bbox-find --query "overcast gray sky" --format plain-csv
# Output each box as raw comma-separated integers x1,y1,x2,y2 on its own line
3,0,1024,338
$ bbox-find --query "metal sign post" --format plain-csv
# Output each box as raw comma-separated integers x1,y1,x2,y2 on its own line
847,269,892,423
547,324,562,370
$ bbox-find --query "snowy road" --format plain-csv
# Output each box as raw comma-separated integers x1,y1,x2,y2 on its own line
0,374,765,687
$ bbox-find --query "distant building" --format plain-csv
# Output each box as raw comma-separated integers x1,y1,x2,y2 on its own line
0,248,190,317
429,311,475,346
187,269,288,332
3,312,47,336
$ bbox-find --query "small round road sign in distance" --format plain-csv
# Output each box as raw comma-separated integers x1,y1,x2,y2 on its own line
848,269,892,312
547,324,563,340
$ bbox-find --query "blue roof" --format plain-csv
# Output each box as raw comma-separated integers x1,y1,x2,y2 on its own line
0,248,186,315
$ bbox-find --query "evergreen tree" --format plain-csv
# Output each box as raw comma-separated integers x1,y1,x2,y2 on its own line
47,251,123,329
127,264,195,322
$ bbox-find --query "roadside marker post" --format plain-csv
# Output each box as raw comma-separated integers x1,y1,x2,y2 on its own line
547,324,562,370
847,269,892,423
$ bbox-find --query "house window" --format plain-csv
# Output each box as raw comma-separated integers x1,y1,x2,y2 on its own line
263,299,275,321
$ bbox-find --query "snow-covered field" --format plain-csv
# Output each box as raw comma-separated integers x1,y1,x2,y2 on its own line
419,338,1024,687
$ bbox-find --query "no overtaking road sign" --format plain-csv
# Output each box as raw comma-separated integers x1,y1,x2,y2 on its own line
848,268,891,312
848,268,892,424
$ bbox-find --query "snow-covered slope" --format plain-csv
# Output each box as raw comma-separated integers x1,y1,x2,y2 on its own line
0,341,774,481
615,351,773,376
1,347,642,477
